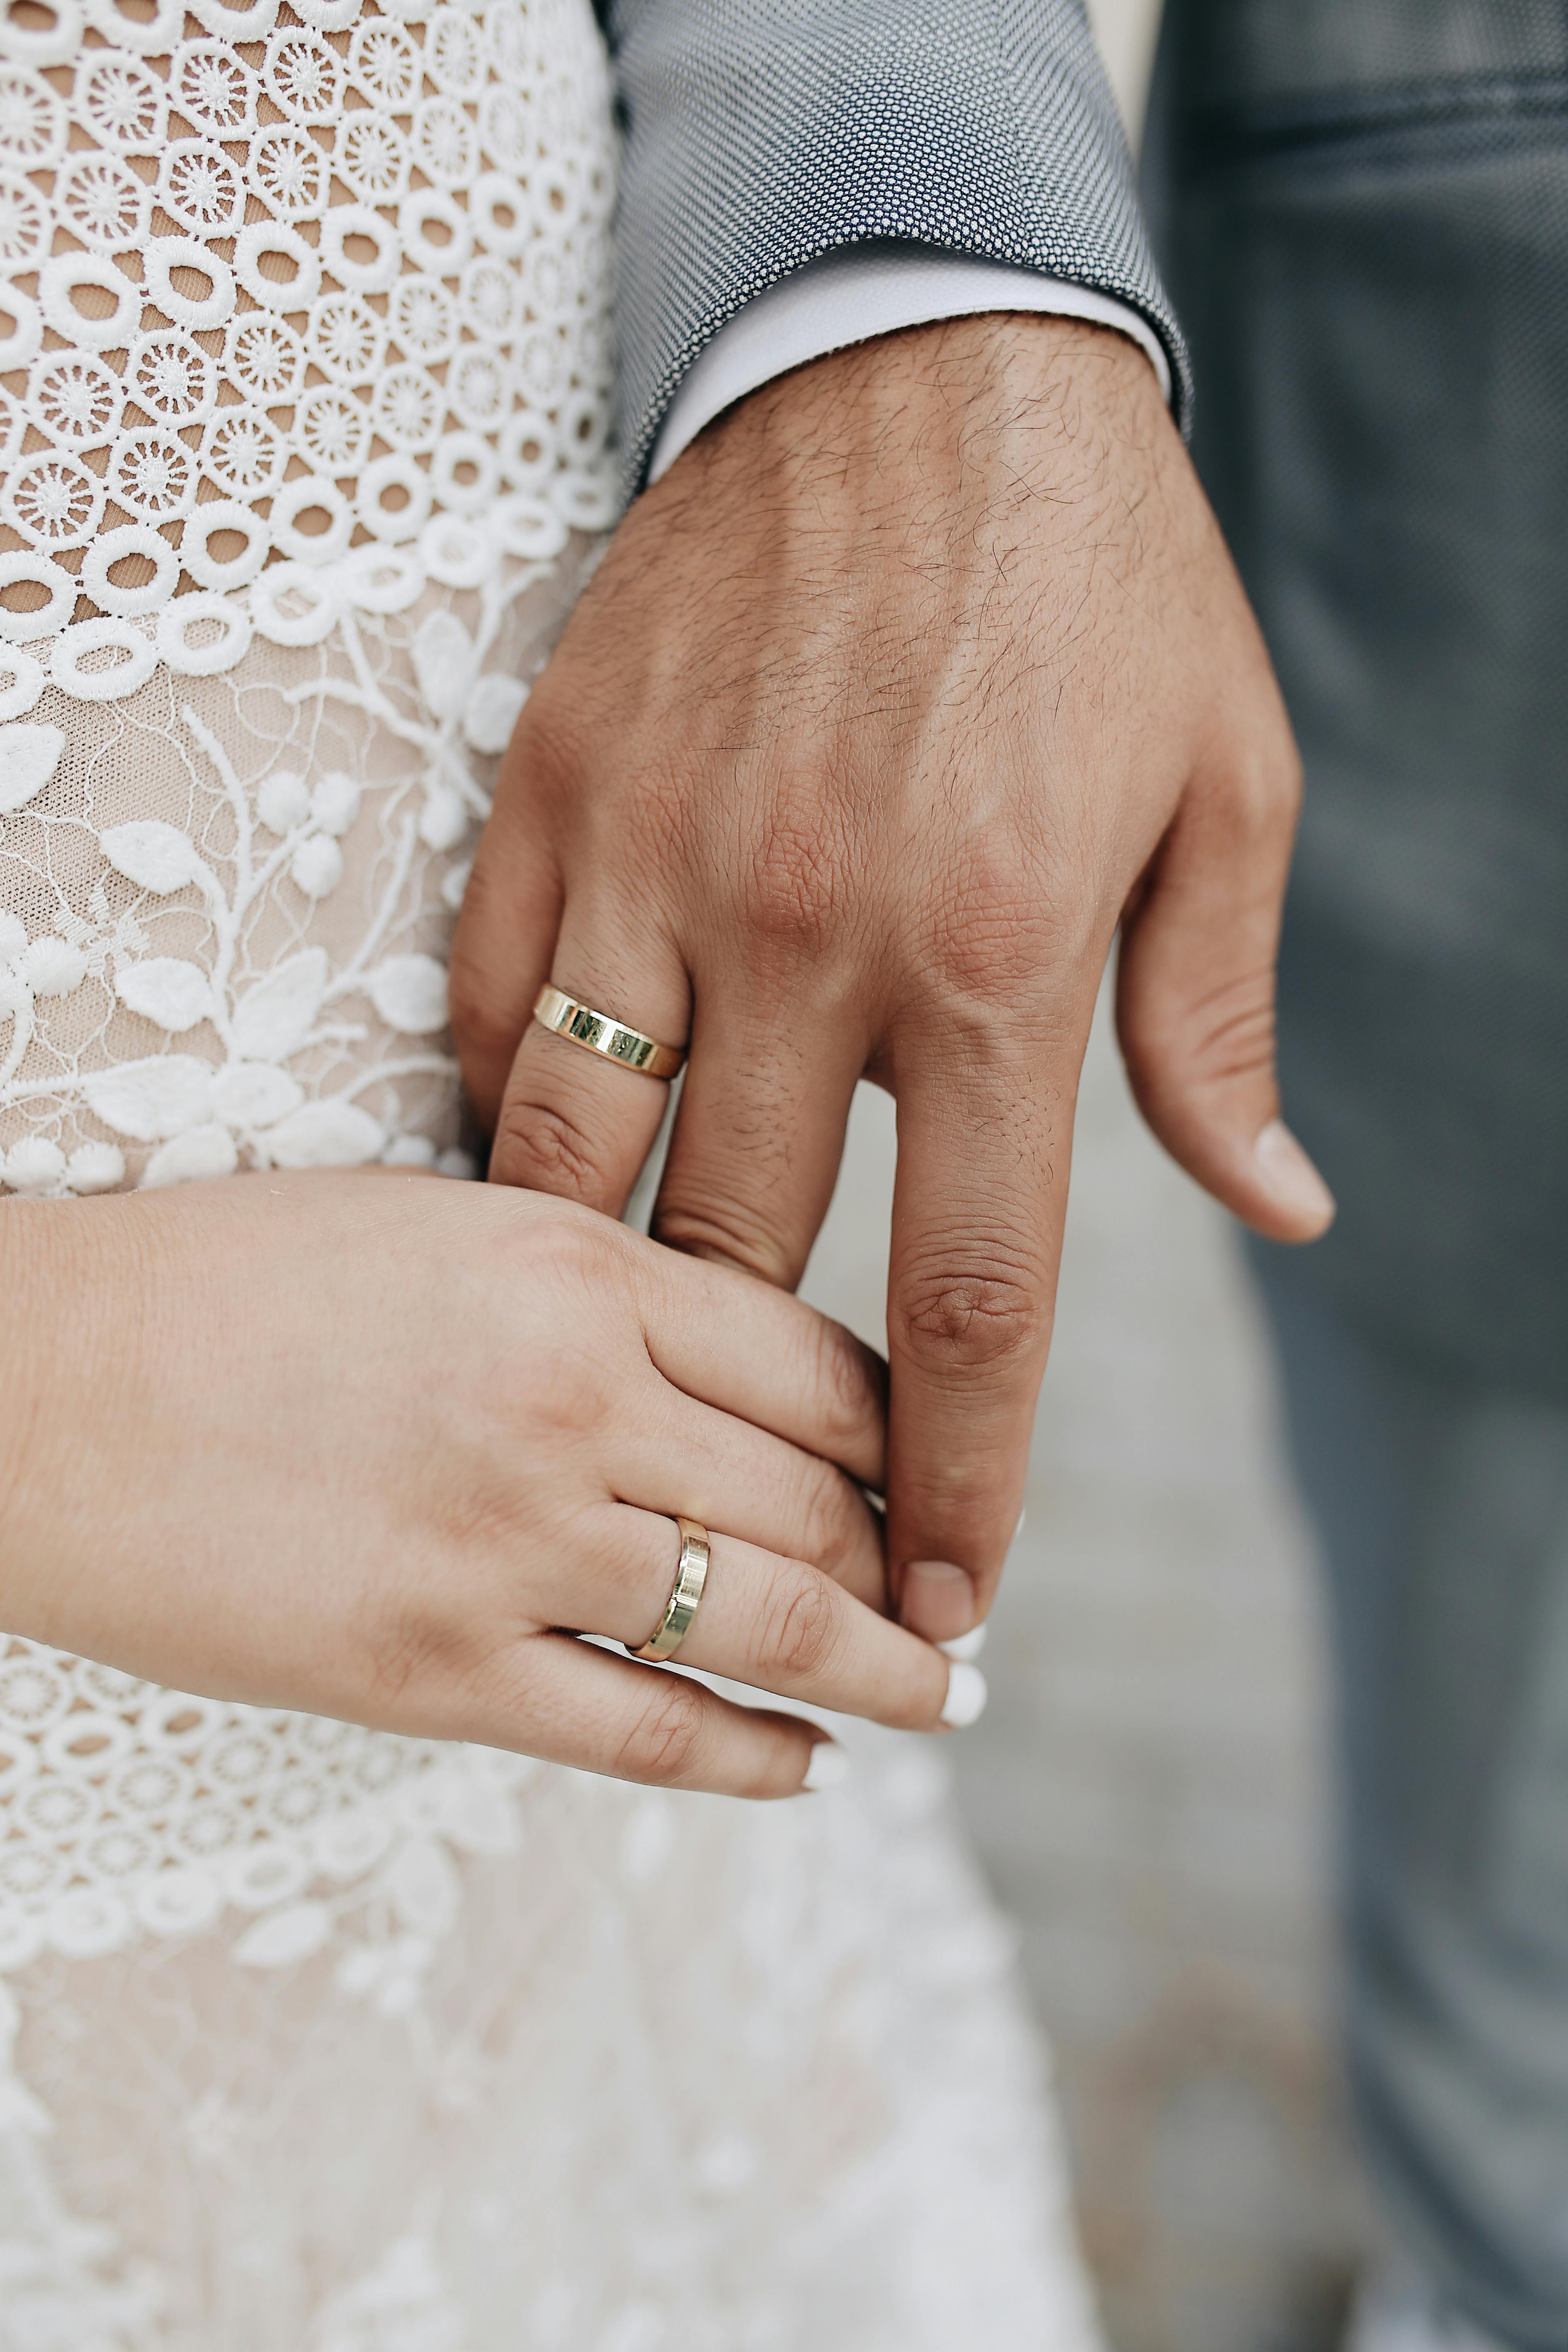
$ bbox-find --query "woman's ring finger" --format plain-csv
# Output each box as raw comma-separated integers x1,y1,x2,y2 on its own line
629,1516,710,1661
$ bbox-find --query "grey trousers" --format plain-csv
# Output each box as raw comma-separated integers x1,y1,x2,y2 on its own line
1255,1247,1568,2352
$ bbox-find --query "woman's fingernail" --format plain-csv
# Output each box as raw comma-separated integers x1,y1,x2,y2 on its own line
939,1624,988,1663
1254,1119,1336,1230
1014,1506,1027,1542
800,1740,849,1794
902,1559,975,1642
940,1660,988,1730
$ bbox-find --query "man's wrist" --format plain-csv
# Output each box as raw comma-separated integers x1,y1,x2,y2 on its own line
648,246,1174,487
654,310,1170,527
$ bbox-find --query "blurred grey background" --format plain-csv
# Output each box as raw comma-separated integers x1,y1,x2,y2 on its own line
798,12,1371,2343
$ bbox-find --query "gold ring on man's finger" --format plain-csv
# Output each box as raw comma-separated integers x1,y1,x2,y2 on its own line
533,983,687,1081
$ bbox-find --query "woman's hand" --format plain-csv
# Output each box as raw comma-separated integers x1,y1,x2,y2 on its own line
0,1172,970,1797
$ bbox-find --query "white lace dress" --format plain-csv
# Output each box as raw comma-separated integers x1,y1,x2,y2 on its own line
0,3,1102,2344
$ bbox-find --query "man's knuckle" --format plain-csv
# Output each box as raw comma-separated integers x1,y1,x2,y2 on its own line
923,852,1046,1003
446,937,513,1072
1126,961,1280,1103
618,758,691,875
740,802,846,951
1181,977,1279,1090
493,1098,612,1197
1117,1016,1162,1099
653,1200,794,1287
1217,731,1303,845
514,697,593,805
896,1261,1047,1376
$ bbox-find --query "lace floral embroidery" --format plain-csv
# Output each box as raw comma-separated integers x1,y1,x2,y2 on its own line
0,550,600,1190
0,0,616,691
0,0,618,1963
0,0,617,1196
0,1638,539,1970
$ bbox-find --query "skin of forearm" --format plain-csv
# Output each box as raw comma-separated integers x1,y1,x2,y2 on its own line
0,1195,171,1646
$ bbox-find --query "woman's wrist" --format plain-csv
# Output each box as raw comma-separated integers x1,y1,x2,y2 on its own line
0,1202,64,1620
0,1196,146,1642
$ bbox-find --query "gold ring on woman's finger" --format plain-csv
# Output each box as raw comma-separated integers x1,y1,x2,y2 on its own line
630,1517,710,1661
533,983,687,1081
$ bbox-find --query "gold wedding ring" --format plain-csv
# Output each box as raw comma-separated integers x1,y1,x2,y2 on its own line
630,1517,711,1662
532,983,686,1081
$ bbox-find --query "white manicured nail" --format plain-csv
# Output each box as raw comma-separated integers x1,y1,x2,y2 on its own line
940,1660,988,1729
939,1624,988,1663
800,1741,849,1793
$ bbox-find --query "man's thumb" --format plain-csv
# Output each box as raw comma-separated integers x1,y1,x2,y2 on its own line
1115,755,1335,1243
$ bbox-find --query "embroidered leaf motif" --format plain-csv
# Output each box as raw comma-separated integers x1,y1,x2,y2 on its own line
230,947,328,1061
116,956,212,1032
368,953,448,1035
211,1062,304,1127
412,610,477,720
83,1055,215,1141
20,937,87,997
140,1123,239,1190
440,1777,520,1858
462,672,525,755
265,1097,384,1168
65,1141,125,1194
233,1902,332,1970
387,1836,460,1937
3,1138,67,1193
0,722,65,815
100,820,209,897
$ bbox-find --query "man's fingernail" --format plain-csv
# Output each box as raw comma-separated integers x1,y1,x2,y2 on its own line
939,1624,988,1663
902,1559,975,1641
800,1740,849,1794
1254,1119,1336,1230
940,1661,988,1729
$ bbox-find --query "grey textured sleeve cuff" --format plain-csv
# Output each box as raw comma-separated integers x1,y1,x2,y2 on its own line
648,250,1173,485
595,0,1191,495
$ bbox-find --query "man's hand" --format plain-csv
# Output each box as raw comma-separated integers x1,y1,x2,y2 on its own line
449,313,1333,1642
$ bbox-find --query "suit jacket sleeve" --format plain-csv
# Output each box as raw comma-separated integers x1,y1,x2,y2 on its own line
594,0,1190,493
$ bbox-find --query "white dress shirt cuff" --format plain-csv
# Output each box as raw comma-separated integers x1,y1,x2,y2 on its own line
648,245,1174,486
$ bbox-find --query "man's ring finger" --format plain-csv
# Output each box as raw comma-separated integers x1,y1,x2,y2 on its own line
533,983,687,1081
